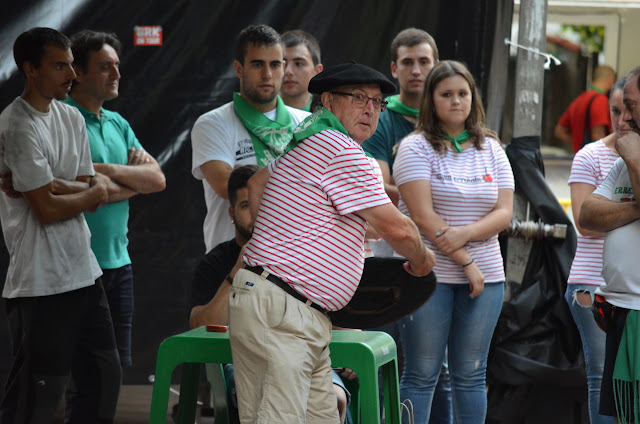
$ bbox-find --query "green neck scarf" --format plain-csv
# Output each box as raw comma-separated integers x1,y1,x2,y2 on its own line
613,309,640,423
590,85,606,95
233,93,294,166
302,94,313,112
386,94,419,117
445,129,471,153
285,107,349,152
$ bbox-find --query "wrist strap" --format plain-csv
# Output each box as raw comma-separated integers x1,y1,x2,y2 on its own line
225,273,233,284
462,259,474,267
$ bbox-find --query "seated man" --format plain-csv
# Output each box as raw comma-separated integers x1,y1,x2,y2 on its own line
189,165,353,423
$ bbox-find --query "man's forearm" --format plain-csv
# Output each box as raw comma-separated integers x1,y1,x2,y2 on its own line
580,194,640,232
189,282,232,328
105,179,137,203
25,181,107,225
52,177,90,195
93,162,166,194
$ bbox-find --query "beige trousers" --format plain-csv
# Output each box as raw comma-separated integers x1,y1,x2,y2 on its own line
229,268,340,424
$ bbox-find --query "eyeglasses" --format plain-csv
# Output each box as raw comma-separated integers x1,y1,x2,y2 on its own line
330,91,388,112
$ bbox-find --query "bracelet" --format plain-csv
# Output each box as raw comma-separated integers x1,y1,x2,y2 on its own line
225,273,233,284
462,259,474,267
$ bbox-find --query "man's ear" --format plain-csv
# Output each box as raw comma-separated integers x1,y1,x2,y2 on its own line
314,63,323,75
390,61,398,80
228,205,234,219
72,64,84,84
23,61,36,78
234,60,243,80
321,92,333,112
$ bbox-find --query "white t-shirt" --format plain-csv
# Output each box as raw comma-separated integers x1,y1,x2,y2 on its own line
394,134,514,284
0,98,102,298
191,101,309,252
243,129,391,311
594,157,640,309
567,140,618,286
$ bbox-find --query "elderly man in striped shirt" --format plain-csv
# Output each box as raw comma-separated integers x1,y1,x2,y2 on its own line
228,62,435,423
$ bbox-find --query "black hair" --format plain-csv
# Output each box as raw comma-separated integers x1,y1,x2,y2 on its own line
281,30,321,66
228,165,260,206
14,27,71,75
70,30,122,72
390,28,439,63
235,24,281,64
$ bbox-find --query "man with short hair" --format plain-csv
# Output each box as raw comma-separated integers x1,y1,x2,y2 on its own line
362,27,438,207
229,62,435,423
0,27,121,423
580,66,640,422
191,24,308,252
280,30,323,111
65,29,166,369
555,65,617,154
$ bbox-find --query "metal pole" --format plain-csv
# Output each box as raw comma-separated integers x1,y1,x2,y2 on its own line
505,0,548,290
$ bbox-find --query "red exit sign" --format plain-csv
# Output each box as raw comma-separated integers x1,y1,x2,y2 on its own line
134,26,162,46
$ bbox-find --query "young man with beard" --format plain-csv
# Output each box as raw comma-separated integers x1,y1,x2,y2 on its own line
0,27,120,423
191,24,308,253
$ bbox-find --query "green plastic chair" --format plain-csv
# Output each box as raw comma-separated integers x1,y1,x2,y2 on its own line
149,327,400,424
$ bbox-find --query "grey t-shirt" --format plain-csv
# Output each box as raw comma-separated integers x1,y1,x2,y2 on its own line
594,157,640,309
0,97,101,298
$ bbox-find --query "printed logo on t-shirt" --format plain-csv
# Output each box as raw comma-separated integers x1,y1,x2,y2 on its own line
483,167,493,182
435,173,485,184
236,138,255,161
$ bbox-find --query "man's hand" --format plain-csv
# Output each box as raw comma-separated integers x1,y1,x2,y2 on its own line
403,245,436,277
88,173,109,211
616,132,640,163
336,367,358,382
0,172,21,199
127,147,150,165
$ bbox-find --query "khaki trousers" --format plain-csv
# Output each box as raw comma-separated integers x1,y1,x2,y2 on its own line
229,268,339,424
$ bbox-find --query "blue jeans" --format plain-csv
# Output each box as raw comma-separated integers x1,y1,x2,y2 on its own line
564,284,614,424
379,321,453,424
398,282,503,424
102,265,134,366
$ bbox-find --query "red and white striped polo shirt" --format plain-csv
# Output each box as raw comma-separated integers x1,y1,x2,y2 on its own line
394,134,514,284
568,140,619,286
243,129,391,311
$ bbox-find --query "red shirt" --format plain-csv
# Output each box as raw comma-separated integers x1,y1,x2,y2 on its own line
558,89,612,154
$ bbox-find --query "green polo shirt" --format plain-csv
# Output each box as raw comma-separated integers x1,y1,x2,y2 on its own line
63,97,143,269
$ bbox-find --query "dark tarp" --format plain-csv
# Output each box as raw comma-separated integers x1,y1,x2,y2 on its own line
487,136,586,423
0,0,521,397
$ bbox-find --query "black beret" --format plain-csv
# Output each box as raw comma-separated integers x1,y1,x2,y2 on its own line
308,61,396,95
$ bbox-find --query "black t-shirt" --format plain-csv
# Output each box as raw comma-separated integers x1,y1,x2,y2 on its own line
189,238,242,311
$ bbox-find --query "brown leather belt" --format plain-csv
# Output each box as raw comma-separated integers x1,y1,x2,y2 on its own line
244,265,326,313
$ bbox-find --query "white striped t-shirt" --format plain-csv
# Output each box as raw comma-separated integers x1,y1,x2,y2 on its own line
393,134,514,284
243,129,391,311
568,140,619,286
